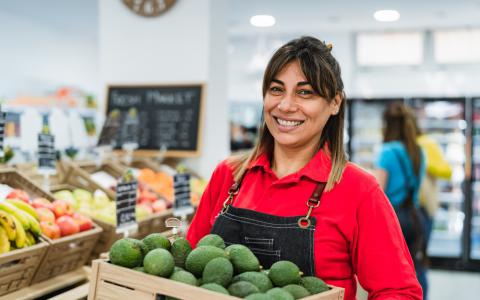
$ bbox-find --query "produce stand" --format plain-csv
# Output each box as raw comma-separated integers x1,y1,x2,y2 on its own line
88,259,345,300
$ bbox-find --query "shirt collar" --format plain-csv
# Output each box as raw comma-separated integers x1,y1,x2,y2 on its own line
247,146,332,183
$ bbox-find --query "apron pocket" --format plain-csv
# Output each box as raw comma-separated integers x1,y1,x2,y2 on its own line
248,247,281,270
244,236,274,251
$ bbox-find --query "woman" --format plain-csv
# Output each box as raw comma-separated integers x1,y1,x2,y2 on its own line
374,102,427,298
187,37,422,299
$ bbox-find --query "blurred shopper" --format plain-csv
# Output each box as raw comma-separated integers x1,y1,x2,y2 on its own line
374,102,427,298
188,36,422,300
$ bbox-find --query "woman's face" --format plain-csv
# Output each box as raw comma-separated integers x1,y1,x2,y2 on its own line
264,60,340,150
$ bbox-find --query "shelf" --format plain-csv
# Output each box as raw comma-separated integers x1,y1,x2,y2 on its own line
419,119,467,130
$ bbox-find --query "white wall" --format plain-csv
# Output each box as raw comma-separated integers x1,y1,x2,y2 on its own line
0,0,98,98
99,0,229,179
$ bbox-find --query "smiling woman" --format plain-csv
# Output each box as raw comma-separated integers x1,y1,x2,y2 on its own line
187,36,422,300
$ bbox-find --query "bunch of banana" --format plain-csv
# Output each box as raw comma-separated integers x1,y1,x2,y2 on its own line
0,199,41,254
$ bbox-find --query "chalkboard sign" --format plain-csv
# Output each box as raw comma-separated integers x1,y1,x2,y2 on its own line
115,179,138,232
38,133,56,172
0,112,6,157
106,84,204,157
173,173,193,216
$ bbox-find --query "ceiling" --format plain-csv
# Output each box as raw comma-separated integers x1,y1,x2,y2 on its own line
228,0,480,35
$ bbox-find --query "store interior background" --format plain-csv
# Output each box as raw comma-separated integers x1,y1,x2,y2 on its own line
1,0,480,299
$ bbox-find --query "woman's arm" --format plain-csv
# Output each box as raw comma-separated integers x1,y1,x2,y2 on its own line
352,185,422,299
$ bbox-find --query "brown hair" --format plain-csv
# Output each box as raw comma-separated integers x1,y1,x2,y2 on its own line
228,36,347,191
383,102,422,175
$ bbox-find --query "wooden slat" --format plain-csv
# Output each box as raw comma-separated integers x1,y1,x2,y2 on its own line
49,282,90,300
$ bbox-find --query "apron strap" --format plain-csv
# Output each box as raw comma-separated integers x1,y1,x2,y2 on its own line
298,182,326,229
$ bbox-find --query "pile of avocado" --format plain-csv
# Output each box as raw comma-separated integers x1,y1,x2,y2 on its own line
109,233,330,299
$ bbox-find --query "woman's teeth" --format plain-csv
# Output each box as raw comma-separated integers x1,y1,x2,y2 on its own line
276,117,304,127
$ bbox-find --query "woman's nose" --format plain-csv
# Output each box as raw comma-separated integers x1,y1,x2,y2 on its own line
277,94,297,112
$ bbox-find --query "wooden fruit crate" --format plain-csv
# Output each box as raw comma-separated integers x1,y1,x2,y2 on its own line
0,239,49,296
14,162,65,187
31,223,102,283
88,260,344,300
0,168,56,202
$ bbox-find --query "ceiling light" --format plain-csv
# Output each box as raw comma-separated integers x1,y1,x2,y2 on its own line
374,10,400,22
250,15,276,27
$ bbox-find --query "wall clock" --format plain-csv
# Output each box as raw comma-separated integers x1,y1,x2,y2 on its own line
123,0,177,17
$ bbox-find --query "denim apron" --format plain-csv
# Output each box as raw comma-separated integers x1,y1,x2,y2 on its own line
210,180,325,275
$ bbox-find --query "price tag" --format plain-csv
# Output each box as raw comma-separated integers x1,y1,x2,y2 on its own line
173,173,193,216
98,109,121,147
115,175,138,233
38,133,56,173
0,111,6,158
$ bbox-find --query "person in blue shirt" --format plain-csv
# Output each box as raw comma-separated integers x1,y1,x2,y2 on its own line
374,102,428,299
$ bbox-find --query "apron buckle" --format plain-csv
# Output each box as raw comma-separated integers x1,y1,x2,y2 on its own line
298,217,311,228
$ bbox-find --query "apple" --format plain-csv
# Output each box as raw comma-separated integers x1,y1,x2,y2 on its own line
152,200,167,213
6,189,30,203
56,216,80,236
32,198,54,211
137,189,157,204
40,221,61,239
72,213,93,232
36,207,55,223
52,200,74,218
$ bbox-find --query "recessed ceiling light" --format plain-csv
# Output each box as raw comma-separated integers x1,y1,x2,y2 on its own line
250,15,276,27
374,10,400,22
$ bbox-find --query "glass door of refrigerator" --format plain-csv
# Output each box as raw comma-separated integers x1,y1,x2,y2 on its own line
471,98,480,259
411,98,466,257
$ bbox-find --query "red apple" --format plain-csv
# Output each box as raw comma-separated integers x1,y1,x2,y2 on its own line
36,207,55,223
6,189,30,203
52,200,73,218
56,216,80,236
72,213,93,232
40,221,61,239
152,200,167,213
32,198,54,211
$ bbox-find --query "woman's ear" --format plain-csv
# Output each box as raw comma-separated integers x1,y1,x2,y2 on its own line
331,93,343,115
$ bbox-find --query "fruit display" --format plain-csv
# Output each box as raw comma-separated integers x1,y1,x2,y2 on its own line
109,233,330,299
137,168,207,206
0,191,43,253
52,188,168,226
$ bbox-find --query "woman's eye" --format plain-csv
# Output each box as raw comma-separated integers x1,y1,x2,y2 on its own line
269,86,283,94
297,90,314,96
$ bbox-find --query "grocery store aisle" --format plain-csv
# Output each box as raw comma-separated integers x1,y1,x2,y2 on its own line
356,270,480,300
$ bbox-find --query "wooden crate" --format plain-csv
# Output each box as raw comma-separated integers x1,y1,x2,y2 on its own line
88,260,345,300
0,239,49,296
31,223,102,283
0,168,56,202
14,162,65,187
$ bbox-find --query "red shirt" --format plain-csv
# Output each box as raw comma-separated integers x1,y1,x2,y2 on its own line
187,149,422,300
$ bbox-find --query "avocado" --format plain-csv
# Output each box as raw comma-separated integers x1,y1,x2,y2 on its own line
233,271,273,293
228,281,260,298
225,244,260,274
300,276,329,294
202,257,233,287
170,237,192,268
201,283,230,295
142,233,171,252
173,266,185,273
267,287,295,300
110,238,144,268
185,245,227,276
197,234,226,249
129,238,149,257
169,270,197,286
143,248,175,277
245,293,273,300
268,261,301,287
282,285,311,299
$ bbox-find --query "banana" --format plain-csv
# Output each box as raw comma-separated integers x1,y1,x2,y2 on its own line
22,212,41,237
0,227,10,253
10,215,26,248
0,210,16,241
0,201,31,230
6,199,39,221
25,231,36,246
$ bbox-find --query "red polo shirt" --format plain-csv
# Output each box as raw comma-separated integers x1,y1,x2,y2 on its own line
187,149,422,300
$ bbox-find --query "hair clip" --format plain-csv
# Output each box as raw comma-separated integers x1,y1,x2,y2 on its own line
327,43,333,51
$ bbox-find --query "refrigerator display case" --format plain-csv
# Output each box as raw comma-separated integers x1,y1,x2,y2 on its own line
409,98,467,258
471,98,480,260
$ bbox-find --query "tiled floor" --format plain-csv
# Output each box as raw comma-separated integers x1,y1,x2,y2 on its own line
356,270,480,300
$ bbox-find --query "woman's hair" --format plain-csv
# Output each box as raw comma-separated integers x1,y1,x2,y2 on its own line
228,36,347,191
383,102,422,175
